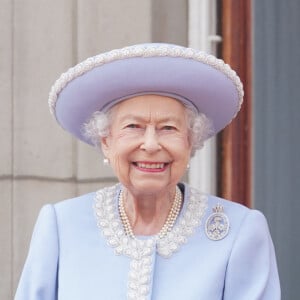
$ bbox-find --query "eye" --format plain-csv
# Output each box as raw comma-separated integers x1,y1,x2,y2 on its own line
125,124,140,129
162,125,176,131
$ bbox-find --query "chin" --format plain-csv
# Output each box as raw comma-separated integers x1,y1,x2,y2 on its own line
127,180,177,196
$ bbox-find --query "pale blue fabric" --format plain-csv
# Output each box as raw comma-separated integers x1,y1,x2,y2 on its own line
15,184,280,299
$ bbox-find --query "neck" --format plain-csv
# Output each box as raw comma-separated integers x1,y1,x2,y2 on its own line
119,186,182,237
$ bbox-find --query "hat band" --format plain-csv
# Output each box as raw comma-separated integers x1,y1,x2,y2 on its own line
101,91,199,113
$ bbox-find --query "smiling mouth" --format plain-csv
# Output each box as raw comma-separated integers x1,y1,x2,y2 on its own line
133,162,169,171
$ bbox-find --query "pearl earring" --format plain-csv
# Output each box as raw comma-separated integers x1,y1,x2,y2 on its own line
187,163,190,169
103,158,110,165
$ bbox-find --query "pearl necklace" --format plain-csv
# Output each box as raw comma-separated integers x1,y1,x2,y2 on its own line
118,186,183,239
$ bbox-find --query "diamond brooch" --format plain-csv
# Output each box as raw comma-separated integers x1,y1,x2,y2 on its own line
205,204,229,241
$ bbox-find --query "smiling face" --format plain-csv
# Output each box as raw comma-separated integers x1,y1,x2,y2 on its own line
101,95,192,196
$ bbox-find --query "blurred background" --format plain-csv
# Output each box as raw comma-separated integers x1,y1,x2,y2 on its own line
1,0,299,299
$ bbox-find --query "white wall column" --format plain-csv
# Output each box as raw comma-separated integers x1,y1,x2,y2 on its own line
188,0,221,194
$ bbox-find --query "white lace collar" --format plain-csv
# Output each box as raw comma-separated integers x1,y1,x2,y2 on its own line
94,184,207,299
94,183,208,259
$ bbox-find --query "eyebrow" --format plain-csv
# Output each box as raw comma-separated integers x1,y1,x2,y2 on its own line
119,114,183,124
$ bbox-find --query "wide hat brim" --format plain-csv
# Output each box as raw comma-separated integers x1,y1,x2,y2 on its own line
49,44,243,145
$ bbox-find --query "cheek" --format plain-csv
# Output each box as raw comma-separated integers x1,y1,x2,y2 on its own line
107,141,133,172
114,131,142,149
109,155,129,180
106,132,136,154
172,137,192,168
164,134,191,153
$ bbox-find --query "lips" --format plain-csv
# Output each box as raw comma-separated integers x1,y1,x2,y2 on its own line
133,162,169,171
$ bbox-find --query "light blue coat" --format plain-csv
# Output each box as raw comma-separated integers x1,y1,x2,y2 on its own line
15,184,280,299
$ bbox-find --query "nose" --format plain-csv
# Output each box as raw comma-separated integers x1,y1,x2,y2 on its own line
140,127,162,152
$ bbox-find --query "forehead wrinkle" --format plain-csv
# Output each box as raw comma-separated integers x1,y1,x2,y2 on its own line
118,114,149,124
118,112,185,125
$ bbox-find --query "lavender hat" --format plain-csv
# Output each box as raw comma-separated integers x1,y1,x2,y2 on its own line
48,43,244,145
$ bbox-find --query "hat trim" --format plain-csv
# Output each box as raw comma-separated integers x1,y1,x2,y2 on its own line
48,44,244,117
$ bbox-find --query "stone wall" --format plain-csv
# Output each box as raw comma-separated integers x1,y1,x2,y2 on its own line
0,0,187,298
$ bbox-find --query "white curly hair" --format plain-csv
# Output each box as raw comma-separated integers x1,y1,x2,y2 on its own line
83,103,214,157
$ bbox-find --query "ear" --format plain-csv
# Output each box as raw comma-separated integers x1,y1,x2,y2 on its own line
100,136,111,159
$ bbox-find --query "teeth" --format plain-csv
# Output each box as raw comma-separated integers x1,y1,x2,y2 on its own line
137,163,165,169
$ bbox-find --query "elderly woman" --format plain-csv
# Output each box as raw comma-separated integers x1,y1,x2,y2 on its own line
15,44,280,299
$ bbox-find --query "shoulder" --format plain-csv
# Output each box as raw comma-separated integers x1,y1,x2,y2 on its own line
206,193,267,227
185,183,252,219
52,184,120,211
205,193,271,248
53,191,96,212
184,184,269,242
31,192,96,234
